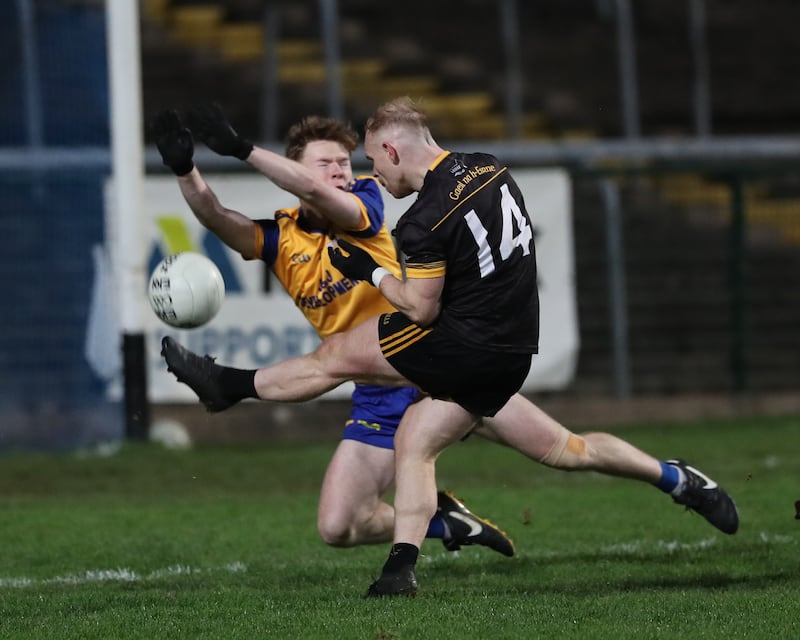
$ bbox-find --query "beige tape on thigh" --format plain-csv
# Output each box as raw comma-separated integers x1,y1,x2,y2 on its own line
540,430,588,469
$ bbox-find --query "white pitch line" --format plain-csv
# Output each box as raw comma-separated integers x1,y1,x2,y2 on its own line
601,537,718,554
0,561,247,589
420,532,796,564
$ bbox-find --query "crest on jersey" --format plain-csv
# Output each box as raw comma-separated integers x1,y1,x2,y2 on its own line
449,158,468,177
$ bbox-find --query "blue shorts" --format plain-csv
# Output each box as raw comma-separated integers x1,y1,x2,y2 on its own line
341,384,420,450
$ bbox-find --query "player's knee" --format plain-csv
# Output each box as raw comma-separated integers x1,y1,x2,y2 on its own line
539,431,591,470
317,513,354,548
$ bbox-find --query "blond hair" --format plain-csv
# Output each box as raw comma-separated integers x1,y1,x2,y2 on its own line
364,97,429,136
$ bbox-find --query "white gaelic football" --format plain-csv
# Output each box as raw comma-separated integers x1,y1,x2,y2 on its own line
148,252,225,328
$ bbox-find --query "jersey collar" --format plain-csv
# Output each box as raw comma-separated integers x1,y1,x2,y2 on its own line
429,150,451,172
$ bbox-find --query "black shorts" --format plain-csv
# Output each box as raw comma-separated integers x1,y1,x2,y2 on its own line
377,312,532,417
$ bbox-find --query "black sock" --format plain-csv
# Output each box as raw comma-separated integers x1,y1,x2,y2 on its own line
218,367,258,401
381,543,419,574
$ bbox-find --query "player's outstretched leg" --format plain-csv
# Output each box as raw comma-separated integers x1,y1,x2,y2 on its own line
438,491,516,557
668,459,739,534
161,336,237,412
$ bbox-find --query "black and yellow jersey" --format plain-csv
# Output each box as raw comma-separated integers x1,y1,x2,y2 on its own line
394,151,539,353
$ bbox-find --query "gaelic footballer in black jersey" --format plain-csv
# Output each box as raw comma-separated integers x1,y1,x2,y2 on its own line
378,151,539,416
395,151,538,352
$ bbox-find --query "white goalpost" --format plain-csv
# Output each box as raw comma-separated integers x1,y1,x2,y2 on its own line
104,0,150,438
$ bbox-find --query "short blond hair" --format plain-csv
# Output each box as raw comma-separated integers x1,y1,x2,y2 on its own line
365,97,429,135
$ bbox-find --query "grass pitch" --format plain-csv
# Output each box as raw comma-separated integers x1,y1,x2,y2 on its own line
0,414,798,639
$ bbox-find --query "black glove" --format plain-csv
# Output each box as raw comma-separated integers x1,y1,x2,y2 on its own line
151,109,194,176
328,239,384,284
186,102,253,160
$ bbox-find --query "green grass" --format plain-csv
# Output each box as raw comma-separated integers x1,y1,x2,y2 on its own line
1,415,798,639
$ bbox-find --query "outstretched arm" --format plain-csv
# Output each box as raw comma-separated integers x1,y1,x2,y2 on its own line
176,171,259,259
151,109,258,259
187,103,365,230
248,147,364,229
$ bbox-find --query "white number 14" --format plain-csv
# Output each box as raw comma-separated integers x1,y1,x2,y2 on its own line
464,183,533,278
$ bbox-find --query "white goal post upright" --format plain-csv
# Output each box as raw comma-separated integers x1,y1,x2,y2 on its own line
105,0,150,439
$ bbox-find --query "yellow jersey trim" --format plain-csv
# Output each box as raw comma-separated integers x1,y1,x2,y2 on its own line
431,166,507,232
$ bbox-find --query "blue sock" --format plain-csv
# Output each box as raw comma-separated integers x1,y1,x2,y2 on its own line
654,460,680,493
425,514,446,539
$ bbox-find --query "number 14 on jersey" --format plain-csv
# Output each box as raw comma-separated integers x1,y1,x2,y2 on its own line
464,183,533,278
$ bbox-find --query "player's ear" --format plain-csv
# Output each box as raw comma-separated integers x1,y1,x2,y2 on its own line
383,142,400,165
